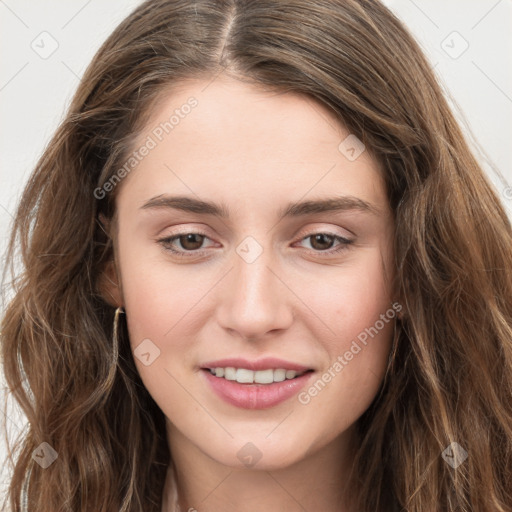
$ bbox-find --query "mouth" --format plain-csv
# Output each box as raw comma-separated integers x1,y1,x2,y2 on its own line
201,367,315,385
199,357,316,409
200,366,315,409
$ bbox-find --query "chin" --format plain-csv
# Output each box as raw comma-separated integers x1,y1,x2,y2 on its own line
204,434,310,471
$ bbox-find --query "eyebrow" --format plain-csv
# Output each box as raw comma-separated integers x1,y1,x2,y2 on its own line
139,194,380,218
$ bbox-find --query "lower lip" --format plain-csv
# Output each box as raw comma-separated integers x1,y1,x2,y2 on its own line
201,369,314,410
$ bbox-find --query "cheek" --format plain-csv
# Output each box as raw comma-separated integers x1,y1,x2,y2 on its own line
118,252,200,419
298,314,393,449
296,252,394,424
117,236,200,338
306,250,394,347
116,236,225,404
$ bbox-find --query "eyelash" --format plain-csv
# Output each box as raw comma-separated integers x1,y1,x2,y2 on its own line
157,230,354,258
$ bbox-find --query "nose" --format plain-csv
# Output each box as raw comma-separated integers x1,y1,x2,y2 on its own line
216,246,294,340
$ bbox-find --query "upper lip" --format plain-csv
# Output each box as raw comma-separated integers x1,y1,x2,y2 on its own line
200,357,312,372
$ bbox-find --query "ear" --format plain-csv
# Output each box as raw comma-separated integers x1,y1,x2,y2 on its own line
96,213,124,308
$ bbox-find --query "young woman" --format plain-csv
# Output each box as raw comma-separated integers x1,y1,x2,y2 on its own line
2,0,511,511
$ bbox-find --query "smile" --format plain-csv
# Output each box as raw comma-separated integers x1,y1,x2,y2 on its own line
206,367,310,384
201,368,315,409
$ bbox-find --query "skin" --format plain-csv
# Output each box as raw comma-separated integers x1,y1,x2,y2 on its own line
101,74,397,512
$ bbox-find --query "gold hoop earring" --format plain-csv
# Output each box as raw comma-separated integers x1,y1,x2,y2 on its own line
112,306,125,366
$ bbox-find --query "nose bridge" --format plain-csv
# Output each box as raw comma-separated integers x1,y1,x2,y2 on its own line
217,237,293,338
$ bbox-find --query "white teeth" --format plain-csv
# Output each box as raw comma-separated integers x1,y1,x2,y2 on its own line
208,367,307,384
273,369,286,382
224,367,236,380
254,369,274,384
285,370,297,379
236,368,255,383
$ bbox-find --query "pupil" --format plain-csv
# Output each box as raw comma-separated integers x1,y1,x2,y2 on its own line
311,234,333,250
181,234,203,250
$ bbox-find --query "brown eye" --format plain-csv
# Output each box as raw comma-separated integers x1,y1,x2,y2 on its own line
158,231,213,257
308,233,336,251
297,232,354,256
176,233,205,251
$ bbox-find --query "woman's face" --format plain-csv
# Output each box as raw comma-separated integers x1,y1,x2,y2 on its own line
106,75,397,471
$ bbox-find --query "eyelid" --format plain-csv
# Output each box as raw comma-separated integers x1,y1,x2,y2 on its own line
293,223,355,241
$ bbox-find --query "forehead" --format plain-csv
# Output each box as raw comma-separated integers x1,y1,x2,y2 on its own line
116,75,388,215
144,75,345,147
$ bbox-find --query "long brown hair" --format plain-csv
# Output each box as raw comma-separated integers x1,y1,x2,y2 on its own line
2,1,511,510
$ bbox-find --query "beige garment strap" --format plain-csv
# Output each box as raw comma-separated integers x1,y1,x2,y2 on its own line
167,459,182,512
20,462,32,512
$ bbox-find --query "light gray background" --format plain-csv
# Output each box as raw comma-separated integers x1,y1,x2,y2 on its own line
1,0,511,500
